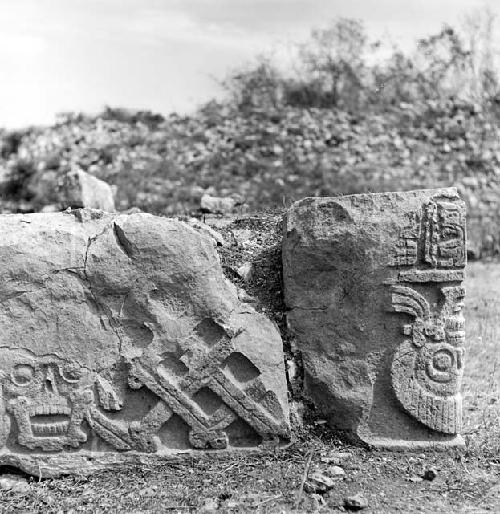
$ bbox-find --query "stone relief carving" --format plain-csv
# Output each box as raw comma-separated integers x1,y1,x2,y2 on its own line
423,197,466,268
0,319,288,454
388,192,466,434
0,212,290,474
0,351,97,451
389,212,420,267
283,189,467,449
389,193,466,271
390,285,465,434
126,318,289,451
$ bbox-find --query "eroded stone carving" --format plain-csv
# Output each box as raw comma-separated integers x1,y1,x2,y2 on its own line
423,196,466,268
283,188,466,449
0,350,127,452
0,211,290,476
389,212,420,267
390,285,465,434
1,351,91,451
126,328,289,451
388,192,466,435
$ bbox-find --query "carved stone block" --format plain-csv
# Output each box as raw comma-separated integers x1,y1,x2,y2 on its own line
283,188,466,449
0,210,290,475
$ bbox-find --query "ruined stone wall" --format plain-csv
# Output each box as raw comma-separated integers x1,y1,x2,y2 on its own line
282,189,466,450
0,189,468,475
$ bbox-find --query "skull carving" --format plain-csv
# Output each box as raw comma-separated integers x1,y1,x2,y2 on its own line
0,350,94,451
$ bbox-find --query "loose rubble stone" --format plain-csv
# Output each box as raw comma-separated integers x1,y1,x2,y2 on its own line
304,471,337,494
320,451,352,465
199,498,219,512
0,474,30,493
0,210,290,476
344,493,369,510
423,467,438,481
327,465,346,477
60,169,115,212
200,194,238,214
236,262,253,282
307,493,325,510
283,188,466,449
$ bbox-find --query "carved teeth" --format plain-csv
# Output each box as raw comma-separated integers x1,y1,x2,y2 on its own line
28,401,73,437
445,319,465,331
31,420,69,436
29,404,71,417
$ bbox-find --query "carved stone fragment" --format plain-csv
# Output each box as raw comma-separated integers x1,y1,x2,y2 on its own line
283,188,466,449
0,210,290,476
390,285,465,434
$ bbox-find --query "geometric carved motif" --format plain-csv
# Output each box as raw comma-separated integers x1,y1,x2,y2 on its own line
390,193,466,272
423,198,466,268
389,212,420,267
388,191,466,433
0,320,288,454
125,323,290,451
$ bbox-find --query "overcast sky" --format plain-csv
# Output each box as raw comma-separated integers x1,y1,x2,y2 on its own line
0,0,497,128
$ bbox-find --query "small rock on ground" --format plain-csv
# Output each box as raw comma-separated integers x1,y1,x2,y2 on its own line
237,261,253,281
304,471,337,494
199,497,219,512
0,475,30,493
327,465,345,477
344,493,369,511
200,194,237,214
320,451,352,465
423,467,438,481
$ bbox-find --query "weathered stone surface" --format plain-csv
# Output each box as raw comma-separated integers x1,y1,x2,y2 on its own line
0,210,289,476
200,194,237,214
283,188,466,449
61,169,115,212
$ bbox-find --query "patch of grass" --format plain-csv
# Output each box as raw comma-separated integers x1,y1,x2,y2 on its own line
462,261,500,457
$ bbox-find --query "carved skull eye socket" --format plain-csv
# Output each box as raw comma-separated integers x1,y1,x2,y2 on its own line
11,364,35,386
60,366,82,383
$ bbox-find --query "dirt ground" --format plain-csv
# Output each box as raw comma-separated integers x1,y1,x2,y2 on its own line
0,260,499,513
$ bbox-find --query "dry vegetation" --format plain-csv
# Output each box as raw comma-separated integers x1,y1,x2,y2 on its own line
462,261,500,456
3,14,500,256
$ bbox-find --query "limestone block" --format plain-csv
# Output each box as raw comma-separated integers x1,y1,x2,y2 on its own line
200,194,243,214
283,188,466,449
61,169,116,212
0,210,290,476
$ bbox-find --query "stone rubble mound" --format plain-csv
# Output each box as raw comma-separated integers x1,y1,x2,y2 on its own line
0,103,497,256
